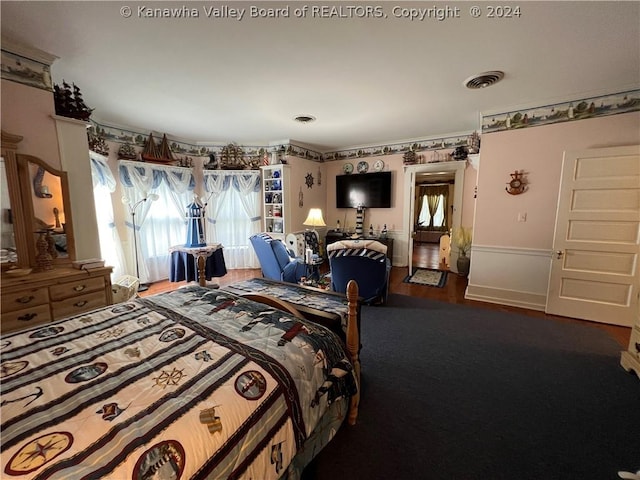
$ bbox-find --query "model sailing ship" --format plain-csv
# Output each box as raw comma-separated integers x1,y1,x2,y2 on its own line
141,133,175,164
53,81,93,121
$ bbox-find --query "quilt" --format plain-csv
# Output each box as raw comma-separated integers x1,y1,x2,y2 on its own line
0,286,357,479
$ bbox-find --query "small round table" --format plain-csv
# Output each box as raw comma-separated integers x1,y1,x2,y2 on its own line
169,243,227,287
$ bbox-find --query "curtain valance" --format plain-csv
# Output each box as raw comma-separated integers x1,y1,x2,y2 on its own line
90,152,117,192
118,160,195,193
203,170,261,196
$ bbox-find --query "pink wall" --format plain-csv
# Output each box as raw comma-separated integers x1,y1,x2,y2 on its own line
324,151,477,236
475,112,640,249
1,80,62,168
287,156,329,231
324,154,406,234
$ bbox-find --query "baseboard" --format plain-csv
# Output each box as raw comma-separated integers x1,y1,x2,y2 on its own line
465,283,547,311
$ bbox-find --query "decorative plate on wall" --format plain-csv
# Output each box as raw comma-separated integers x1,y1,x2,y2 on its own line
343,163,354,174
357,161,369,173
373,159,384,172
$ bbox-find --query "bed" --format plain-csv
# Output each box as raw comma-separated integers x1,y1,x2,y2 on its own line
0,281,360,479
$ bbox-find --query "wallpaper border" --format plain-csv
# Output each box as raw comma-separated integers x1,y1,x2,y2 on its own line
481,89,640,133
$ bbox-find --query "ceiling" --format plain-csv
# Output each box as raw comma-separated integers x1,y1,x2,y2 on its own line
2,1,639,152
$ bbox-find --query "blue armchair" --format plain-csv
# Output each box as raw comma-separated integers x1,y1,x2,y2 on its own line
250,233,306,283
327,239,392,305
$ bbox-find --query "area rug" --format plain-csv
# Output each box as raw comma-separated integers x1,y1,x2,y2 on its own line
403,268,448,287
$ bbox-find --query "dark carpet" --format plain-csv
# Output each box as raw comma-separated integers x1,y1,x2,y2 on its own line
302,294,640,480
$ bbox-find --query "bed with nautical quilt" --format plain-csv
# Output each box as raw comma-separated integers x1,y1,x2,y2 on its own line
0,282,360,480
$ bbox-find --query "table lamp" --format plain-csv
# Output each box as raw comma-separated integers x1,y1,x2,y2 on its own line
303,208,326,263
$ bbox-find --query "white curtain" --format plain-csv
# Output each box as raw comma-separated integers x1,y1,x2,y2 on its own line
203,170,261,269
119,160,194,283
90,152,125,280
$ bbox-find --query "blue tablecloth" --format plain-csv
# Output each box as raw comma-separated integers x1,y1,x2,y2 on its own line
169,247,227,283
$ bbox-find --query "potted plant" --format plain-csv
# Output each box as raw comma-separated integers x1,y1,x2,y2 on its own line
452,226,472,277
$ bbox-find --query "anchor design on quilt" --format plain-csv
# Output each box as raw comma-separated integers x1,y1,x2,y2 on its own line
1,386,43,407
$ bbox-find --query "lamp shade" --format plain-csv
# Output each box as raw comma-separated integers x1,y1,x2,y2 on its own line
303,208,326,227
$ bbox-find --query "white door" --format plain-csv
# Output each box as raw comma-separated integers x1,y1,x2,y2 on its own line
546,145,640,326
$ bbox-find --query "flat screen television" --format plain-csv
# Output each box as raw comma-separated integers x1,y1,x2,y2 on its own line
336,171,392,208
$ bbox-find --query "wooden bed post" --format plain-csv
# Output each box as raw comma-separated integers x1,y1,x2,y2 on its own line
346,279,360,425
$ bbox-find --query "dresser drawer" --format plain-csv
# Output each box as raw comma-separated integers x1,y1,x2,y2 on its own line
2,304,52,333
49,276,105,301
627,326,640,362
1,288,50,314
51,291,107,319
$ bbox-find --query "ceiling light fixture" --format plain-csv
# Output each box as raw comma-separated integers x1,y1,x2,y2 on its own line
293,115,316,124
464,71,505,89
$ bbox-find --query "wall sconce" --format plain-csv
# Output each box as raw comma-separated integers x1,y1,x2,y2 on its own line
506,170,528,195
34,166,52,198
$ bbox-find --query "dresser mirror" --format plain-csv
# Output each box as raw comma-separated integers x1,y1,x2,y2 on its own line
1,130,76,270
0,155,18,265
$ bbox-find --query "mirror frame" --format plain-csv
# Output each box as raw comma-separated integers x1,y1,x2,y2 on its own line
1,130,76,269
1,131,29,269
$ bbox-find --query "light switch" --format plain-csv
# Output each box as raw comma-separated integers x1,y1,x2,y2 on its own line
517,212,527,222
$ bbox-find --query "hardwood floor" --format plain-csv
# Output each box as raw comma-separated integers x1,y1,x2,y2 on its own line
140,242,631,348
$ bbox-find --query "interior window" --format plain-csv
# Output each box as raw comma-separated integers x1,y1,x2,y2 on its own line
418,194,445,228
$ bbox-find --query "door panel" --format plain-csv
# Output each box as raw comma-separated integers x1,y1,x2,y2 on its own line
546,145,640,326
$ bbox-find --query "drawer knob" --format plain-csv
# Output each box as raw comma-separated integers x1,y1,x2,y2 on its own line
74,300,88,308
17,295,35,304
74,285,87,292
635,342,640,353
18,313,37,322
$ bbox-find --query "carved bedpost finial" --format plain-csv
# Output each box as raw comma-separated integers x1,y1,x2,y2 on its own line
346,279,360,425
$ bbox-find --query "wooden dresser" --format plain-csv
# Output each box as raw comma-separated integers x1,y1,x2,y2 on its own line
1,267,113,334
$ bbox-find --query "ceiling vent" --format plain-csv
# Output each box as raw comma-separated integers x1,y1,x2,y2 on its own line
293,115,316,124
464,71,505,89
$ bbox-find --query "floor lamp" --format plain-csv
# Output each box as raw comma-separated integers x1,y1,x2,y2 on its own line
122,193,159,292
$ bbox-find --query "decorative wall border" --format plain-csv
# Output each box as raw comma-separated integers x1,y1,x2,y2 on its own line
482,89,640,133
322,133,473,161
1,49,53,91
90,120,324,161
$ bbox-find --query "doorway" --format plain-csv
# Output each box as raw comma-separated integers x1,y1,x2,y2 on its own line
403,161,467,275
